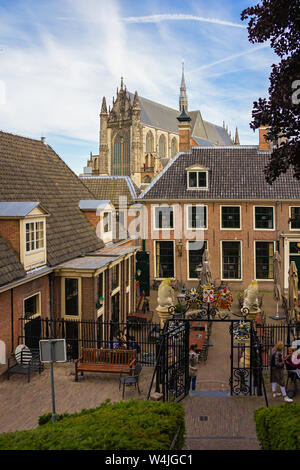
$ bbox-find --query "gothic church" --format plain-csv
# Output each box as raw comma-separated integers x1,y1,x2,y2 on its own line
84,66,240,188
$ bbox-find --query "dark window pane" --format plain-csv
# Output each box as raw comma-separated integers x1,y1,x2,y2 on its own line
197,172,207,188
256,242,274,279
222,242,241,279
156,241,174,278
290,242,300,255
111,264,120,290
188,206,207,228
291,207,300,229
24,295,38,320
65,278,78,316
188,172,197,188
221,206,240,229
255,207,274,229
188,241,207,278
155,207,174,228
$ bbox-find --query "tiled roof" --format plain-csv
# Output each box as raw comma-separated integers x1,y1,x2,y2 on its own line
0,131,103,281
80,176,140,205
0,233,26,286
139,146,300,200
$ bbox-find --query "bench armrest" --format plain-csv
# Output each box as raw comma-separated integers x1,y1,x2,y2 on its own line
129,358,136,368
74,356,83,366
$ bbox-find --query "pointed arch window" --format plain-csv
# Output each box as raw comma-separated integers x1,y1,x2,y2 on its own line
159,134,166,158
146,131,154,153
112,131,130,176
171,137,178,158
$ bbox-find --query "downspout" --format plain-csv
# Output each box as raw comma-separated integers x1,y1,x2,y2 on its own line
10,288,14,353
275,201,279,252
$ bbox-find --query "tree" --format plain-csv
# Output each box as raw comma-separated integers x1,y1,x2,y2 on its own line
241,0,300,183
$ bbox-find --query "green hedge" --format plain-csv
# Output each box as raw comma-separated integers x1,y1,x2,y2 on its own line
0,399,185,450
254,403,300,450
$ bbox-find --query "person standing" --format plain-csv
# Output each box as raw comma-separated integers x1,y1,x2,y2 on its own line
189,343,198,392
270,341,293,402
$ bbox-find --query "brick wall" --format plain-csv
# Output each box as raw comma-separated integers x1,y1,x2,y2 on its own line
0,274,50,358
0,220,20,255
144,200,298,291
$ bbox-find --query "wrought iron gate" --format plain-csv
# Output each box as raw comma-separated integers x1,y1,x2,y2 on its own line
152,318,264,402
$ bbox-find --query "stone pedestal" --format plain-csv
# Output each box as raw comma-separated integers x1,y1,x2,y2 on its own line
156,306,173,328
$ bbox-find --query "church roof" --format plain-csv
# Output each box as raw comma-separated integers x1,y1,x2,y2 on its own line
128,92,233,146
0,131,103,285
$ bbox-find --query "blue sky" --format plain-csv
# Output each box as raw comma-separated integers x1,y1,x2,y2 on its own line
0,0,277,175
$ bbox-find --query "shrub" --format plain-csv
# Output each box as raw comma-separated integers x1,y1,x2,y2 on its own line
254,403,300,450
0,400,185,450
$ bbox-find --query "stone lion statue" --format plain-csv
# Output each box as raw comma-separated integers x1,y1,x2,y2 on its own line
157,278,174,309
243,281,259,312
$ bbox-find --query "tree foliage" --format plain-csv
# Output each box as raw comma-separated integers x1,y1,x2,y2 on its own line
241,0,300,183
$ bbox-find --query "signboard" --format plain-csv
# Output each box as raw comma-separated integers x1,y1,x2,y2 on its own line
39,339,67,363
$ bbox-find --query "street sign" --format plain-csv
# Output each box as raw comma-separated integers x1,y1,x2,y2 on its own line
39,339,67,363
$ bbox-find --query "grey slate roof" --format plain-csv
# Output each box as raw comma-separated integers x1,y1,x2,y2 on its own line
79,200,111,211
139,146,300,200
0,201,48,217
0,131,103,285
128,92,232,145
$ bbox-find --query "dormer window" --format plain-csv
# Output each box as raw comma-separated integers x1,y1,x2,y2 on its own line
187,166,209,190
25,220,45,252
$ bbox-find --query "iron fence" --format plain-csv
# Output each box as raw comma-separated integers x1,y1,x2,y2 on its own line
256,323,300,370
19,317,161,366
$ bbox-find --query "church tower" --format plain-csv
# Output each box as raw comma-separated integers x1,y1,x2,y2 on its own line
179,61,188,113
99,96,109,174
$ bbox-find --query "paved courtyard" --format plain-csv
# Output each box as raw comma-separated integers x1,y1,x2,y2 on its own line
0,289,298,450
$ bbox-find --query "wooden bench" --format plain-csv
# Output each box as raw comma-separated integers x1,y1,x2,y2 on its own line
74,348,136,382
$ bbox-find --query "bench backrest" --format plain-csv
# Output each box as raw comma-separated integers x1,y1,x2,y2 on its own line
81,348,136,365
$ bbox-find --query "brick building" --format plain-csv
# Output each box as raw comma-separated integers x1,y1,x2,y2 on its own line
0,131,139,359
138,123,300,294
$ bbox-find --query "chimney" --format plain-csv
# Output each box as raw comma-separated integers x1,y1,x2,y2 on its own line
41,136,46,144
259,125,270,150
177,106,192,152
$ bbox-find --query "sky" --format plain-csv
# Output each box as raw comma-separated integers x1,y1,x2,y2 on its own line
0,0,277,175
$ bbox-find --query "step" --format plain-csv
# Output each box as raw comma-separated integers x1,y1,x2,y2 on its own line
189,390,230,397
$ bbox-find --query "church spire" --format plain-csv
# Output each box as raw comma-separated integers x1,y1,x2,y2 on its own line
101,96,107,114
179,61,188,113
234,126,240,145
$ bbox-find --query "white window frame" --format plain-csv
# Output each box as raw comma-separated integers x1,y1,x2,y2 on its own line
25,219,45,254
154,240,175,279
186,204,208,230
254,240,275,281
221,240,242,281
61,277,82,319
220,205,242,231
187,170,208,190
253,206,275,231
186,240,208,280
289,206,300,231
153,205,175,230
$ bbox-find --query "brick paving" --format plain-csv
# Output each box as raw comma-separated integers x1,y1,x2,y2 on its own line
0,290,297,450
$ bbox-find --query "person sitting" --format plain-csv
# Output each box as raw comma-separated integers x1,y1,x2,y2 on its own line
116,331,127,349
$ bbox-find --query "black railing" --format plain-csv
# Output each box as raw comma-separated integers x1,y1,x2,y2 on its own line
256,323,300,369
19,317,161,366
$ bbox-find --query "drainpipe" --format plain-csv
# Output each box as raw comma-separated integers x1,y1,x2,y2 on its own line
10,288,14,353
49,272,54,321
275,201,279,252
